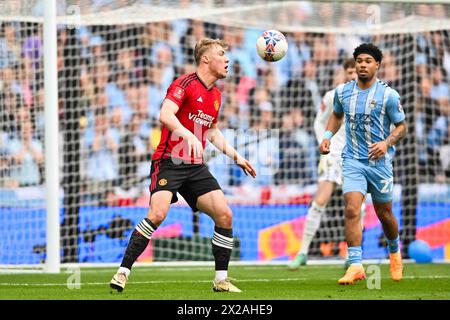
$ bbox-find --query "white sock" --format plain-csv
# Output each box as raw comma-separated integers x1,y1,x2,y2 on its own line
215,270,227,282
299,201,326,255
118,267,131,278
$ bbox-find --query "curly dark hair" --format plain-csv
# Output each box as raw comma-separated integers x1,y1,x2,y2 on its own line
353,43,383,62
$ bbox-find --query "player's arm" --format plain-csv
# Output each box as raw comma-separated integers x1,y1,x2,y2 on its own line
206,123,256,178
368,121,407,161
159,98,203,158
320,90,344,155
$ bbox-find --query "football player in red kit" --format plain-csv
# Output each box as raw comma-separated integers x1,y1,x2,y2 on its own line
110,38,256,293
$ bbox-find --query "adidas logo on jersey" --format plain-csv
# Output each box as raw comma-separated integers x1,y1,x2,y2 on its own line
197,96,203,103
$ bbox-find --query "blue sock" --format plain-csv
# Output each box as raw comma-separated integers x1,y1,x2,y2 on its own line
386,236,399,253
348,246,362,265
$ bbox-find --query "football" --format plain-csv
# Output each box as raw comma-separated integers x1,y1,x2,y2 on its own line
256,30,288,62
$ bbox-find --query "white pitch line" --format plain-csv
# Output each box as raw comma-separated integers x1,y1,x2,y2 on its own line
1,265,347,275
1,275,450,287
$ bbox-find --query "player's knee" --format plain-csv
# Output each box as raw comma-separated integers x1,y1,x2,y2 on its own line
344,205,360,220
216,206,233,228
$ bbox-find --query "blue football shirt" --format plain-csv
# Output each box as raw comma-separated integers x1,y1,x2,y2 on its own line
333,79,405,166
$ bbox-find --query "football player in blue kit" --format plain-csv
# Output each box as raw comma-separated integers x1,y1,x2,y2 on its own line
320,43,407,285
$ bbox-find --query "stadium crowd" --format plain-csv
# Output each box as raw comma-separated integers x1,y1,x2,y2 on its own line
0,1,449,206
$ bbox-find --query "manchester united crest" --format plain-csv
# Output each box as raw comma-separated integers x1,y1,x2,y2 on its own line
158,178,168,186
214,100,220,111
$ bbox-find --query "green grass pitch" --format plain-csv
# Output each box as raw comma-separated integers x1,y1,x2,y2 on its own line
0,263,449,300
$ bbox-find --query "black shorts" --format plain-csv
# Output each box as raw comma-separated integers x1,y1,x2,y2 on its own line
149,158,221,211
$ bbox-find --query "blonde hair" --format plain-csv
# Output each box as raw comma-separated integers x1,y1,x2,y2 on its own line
194,38,228,65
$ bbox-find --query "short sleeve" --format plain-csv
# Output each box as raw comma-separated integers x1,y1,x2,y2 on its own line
165,82,187,107
386,90,405,124
333,89,343,114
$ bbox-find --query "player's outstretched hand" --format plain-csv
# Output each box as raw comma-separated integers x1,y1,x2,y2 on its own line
236,155,257,178
319,139,331,155
368,141,388,160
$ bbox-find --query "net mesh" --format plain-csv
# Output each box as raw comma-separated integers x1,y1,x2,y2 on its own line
0,0,449,266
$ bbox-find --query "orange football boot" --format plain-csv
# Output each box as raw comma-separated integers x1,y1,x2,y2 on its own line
389,251,403,281
338,264,366,285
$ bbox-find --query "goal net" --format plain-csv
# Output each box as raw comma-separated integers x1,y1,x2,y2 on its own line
0,0,449,270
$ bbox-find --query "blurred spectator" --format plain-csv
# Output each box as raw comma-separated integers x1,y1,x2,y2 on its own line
427,97,450,182
430,31,446,65
116,47,135,73
32,87,45,140
106,69,133,123
416,77,439,180
86,34,106,66
274,31,311,86
76,26,92,63
228,59,256,114
245,93,279,186
17,60,34,108
79,65,95,116
181,20,206,65
117,113,149,192
0,67,22,134
379,51,400,88
249,87,274,130
281,60,321,135
235,28,257,78
125,77,142,116
223,26,256,79
313,34,339,93
92,57,109,92
418,77,440,137
430,66,449,100
416,32,432,77
8,120,43,187
110,107,125,140
22,24,43,71
147,62,167,121
149,21,183,67
262,66,281,101
85,92,109,131
221,83,241,130
274,112,305,186
0,22,20,68
292,108,317,182
84,108,120,184
154,44,175,90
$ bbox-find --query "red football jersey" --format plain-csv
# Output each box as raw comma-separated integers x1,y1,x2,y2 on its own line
152,73,222,164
